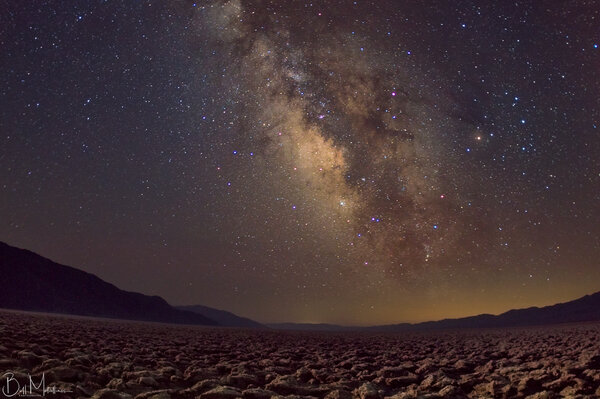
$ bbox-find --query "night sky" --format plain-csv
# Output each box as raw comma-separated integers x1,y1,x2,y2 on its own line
1,0,599,325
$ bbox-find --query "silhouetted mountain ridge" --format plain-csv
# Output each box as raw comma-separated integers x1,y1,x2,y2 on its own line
0,241,216,325
266,323,356,332
3,241,599,331
177,305,265,328
268,292,600,332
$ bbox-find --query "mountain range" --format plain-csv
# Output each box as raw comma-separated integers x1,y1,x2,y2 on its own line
0,241,256,327
177,304,263,328
2,241,600,331
268,291,600,332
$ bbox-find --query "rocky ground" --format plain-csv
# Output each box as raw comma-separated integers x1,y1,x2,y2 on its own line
0,310,599,399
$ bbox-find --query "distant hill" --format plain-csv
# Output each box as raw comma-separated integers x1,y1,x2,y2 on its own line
373,291,600,332
3,241,599,332
266,322,356,332
178,304,264,328
0,241,217,326
269,292,600,332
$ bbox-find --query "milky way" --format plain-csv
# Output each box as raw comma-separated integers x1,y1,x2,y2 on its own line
1,0,599,324
199,0,476,277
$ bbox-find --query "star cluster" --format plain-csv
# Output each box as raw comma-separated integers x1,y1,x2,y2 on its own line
1,0,599,324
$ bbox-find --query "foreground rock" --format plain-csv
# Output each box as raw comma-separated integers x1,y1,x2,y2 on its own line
0,310,598,399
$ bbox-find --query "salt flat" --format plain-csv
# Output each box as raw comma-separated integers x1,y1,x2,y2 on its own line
1,310,599,398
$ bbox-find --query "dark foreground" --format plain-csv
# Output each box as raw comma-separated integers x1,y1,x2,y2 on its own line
1,311,599,399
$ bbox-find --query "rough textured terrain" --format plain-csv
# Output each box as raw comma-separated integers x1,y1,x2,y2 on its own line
1,310,599,399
